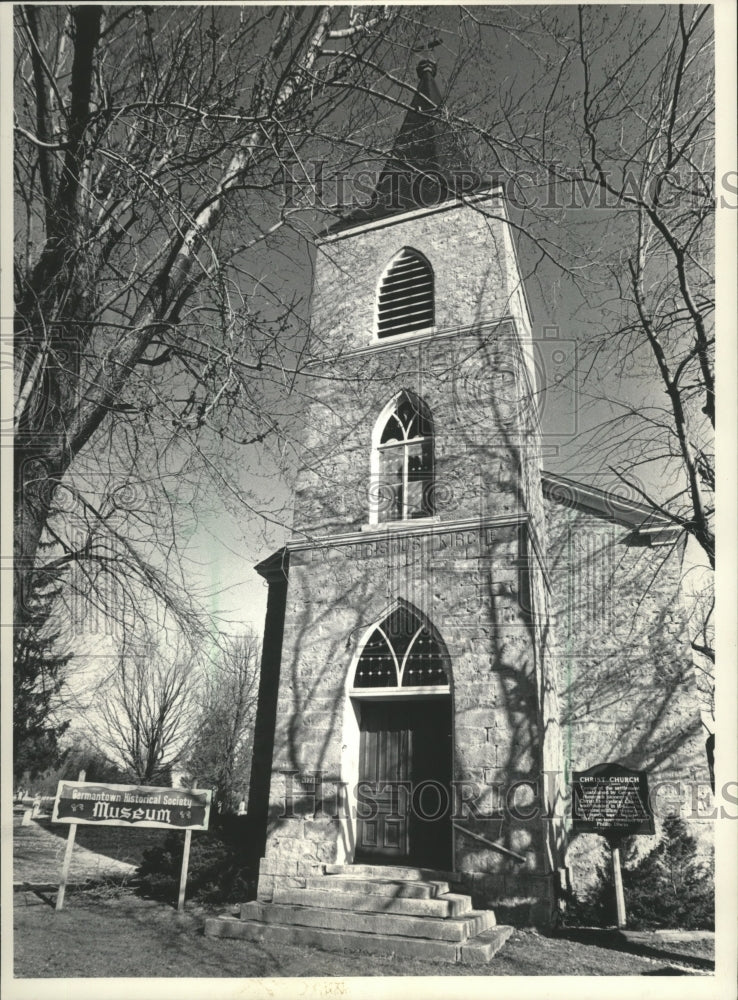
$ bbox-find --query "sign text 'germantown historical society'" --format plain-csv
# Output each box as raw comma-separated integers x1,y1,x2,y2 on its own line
51,781,211,830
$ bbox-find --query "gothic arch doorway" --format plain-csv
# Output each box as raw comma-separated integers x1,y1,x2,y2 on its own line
347,603,453,870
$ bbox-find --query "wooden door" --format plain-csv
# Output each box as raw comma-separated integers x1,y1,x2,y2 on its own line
356,701,411,860
355,699,452,868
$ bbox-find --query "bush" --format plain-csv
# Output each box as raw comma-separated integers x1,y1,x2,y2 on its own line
566,818,714,930
135,815,254,904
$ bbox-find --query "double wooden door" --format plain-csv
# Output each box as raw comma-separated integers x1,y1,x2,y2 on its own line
355,698,452,869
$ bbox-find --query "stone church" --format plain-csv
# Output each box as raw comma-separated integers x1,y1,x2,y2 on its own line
207,61,709,957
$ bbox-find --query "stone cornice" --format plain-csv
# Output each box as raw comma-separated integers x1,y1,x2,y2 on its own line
286,512,553,593
255,476,676,589
254,547,289,583
541,471,681,538
303,317,519,366
316,189,503,244
286,512,530,554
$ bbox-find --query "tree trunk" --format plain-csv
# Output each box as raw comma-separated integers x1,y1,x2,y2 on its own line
14,453,60,626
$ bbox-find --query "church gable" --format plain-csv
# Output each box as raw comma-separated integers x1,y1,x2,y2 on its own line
542,470,680,541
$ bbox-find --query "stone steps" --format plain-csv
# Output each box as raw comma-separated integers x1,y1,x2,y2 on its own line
240,900,495,941
203,865,514,965
305,875,451,898
324,863,457,882
204,914,514,965
275,886,472,917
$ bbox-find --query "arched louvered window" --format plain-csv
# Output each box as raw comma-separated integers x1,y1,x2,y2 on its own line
353,605,450,690
376,248,434,339
373,392,433,523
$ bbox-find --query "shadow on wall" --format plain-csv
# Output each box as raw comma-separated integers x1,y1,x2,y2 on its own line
546,511,706,881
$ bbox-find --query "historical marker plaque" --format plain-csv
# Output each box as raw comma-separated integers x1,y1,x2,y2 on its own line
572,762,655,840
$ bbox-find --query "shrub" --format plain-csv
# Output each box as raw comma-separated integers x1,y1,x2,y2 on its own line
135,815,254,904
566,818,714,930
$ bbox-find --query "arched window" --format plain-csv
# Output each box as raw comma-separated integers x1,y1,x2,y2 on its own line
376,248,434,339
373,392,434,523
353,604,450,690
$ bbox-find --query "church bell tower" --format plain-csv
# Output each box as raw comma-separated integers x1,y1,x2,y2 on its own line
247,60,565,920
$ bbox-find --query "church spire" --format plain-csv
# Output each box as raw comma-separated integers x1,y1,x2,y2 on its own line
333,60,482,231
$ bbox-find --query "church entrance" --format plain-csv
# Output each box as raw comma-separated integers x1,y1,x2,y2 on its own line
354,697,452,870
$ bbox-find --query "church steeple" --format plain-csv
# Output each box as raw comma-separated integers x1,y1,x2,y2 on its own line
333,60,482,230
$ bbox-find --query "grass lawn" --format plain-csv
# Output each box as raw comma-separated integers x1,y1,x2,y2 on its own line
12,890,714,979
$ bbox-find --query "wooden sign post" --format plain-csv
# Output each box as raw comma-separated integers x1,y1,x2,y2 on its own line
571,761,655,930
56,769,85,912
51,779,211,912
177,775,197,912
610,841,627,929
178,828,193,912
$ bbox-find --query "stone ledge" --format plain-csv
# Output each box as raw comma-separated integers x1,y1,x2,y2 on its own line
459,926,515,964
239,900,496,942
273,886,473,918
305,875,448,899
324,863,457,882
204,915,514,965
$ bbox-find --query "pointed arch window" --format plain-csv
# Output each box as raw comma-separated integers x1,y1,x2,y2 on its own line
376,248,434,339
374,392,434,523
353,605,450,690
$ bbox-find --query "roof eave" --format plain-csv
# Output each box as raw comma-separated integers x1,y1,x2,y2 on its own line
541,471,679,536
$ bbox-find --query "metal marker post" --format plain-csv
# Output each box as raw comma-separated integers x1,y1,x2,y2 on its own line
56,769,85,912
178,828,193,912
611,841,627,929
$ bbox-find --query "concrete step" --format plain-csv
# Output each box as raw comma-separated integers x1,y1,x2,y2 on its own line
306,875,450,899
273,886,472,918
458,926,516,964
240,900,496,942
324,863,457,882
204,915,514,965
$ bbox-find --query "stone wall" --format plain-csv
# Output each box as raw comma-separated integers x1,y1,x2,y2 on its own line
543,500,712,889
294,196,544,543
312,193,524,354
245,552,289,872
256,519,560,918
292,324,539,537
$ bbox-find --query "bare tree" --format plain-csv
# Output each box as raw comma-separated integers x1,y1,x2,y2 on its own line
185,633,260,812
13,4,403,627
683,569,715,720
570,5,713,565
456,5,714,567
92,633,199,783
